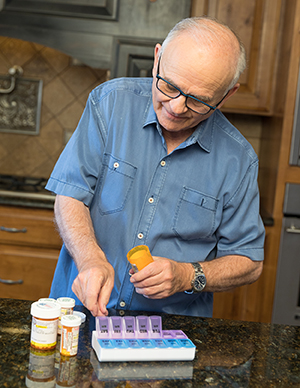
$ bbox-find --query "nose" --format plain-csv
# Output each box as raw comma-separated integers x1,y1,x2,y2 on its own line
168,94,188,114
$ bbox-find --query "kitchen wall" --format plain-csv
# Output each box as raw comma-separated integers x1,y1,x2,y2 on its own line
0,37,262,179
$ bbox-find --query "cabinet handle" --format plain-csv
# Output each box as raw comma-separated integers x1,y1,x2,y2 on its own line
286,225,300,234
0,226,27,233
0,277,23,285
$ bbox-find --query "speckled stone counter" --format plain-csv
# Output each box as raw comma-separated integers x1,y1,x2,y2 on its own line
1,298,299,387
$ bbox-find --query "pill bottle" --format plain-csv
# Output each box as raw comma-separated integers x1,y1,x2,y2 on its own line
38,298,57,303
127,245,154,272
26,347,56,387
30,301,61,351
73,311,86,328
57,297,75,335
60,314,82,357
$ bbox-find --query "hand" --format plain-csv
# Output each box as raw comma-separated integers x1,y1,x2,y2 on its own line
129,257,193,299
72,259,114,317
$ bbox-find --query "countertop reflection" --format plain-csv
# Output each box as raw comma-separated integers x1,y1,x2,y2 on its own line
0,298,299,387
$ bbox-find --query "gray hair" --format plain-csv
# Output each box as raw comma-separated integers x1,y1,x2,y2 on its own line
160,16,246,93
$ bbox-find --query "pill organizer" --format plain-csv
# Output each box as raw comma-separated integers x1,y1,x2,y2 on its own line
91,315,196,362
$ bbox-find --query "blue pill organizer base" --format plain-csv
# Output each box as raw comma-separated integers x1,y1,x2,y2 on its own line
91,315,196,362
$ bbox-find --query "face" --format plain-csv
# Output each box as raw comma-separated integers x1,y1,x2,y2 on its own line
152,37,239,139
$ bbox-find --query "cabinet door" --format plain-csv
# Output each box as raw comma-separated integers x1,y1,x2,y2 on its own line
191,0,283,114
0,245,58,301
0,206,61,249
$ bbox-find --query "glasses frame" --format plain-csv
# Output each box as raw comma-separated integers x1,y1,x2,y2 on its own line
156,56,228,115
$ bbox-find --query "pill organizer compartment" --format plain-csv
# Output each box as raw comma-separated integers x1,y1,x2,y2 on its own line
92,315,196,362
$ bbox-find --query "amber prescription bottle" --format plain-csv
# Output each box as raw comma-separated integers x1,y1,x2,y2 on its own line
60,314,82,357
127,245,154,272
30,301,61,351
57,297,75,335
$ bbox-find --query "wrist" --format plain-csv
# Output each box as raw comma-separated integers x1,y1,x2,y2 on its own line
185,262,207,293
76,247,108,273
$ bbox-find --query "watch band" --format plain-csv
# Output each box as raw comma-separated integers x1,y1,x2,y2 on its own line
191,262,206,292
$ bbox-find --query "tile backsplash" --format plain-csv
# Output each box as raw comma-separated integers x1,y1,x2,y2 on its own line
0,36,108,178
0,36,262,179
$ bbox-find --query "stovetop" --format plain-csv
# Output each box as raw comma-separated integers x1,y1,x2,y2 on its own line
0,174,55,209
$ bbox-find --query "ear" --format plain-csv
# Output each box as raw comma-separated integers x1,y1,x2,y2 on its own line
218,83,240,108
152,44,162,78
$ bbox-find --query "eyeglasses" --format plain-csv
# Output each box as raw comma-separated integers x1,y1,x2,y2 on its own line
156,57,228,115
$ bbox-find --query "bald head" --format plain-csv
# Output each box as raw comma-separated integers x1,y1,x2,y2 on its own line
160,17,246,92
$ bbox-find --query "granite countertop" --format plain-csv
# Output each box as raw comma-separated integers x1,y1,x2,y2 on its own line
1,298,299,387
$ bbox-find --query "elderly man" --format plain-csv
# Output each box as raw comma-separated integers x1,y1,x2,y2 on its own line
46,16,265,317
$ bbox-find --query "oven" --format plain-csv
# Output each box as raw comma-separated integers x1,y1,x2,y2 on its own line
272,62,300,326
272,184,300,325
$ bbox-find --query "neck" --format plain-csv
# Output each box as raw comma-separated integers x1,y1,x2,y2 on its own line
162,127,195,154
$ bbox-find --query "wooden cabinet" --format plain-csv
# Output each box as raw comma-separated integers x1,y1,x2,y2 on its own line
212,0,300,323
0,206,61,301
191,0,283,115
212,226,272,322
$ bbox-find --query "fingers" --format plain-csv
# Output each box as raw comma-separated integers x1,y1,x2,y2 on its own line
130,260,174,299
130,259,190,299
97,276,114,316
72,271,100,316
72,264,114,316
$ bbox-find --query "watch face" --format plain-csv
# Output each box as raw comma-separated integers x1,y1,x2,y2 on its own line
194,275,206,291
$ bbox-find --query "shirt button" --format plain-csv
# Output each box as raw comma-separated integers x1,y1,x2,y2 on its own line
119,310,125,316
148,197,154,204
113,162,119,168
119,301,126,308
137,233,144,239
160,160,166,166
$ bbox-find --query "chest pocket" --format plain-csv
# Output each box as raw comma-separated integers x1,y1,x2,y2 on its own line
97,154,137,215
173,187,219,240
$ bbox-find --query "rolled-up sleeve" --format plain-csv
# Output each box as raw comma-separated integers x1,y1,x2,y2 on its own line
216,160,265,261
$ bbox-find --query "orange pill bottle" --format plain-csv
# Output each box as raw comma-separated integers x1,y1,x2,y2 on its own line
60,314,82,357
127,245,154,272
30,301,61,351
56,297,75,335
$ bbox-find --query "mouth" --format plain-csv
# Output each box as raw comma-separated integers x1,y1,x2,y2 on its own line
163,106,188,121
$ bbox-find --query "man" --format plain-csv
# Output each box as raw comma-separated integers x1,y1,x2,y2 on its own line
46,16,265,318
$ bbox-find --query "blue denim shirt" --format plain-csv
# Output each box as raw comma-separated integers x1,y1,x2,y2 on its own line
46,77,265,317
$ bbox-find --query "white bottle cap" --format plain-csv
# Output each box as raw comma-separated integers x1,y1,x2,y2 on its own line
73,311,86,324
56,297,75,308
38,298,56,303
61,314,82,328
31,301,61,319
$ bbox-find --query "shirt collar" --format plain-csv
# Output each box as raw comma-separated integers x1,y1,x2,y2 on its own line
143,100,215,153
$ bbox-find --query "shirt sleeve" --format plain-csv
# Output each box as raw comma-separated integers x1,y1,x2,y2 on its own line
46,93,106,207
216,160,265,261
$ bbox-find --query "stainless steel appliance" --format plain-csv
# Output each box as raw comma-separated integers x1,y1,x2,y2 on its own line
272,183,300,325
272,63,300,325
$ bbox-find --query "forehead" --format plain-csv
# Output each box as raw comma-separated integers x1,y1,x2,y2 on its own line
160,35,236,97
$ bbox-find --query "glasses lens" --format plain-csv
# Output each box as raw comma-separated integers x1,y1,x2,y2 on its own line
157,78,181,98
156,77,212,115
186,97,211,115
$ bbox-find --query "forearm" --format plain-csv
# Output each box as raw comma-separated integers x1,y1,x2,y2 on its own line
194,255,263,293
54,194,107,270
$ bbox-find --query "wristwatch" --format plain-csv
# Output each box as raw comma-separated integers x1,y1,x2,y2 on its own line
191,262,206,292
